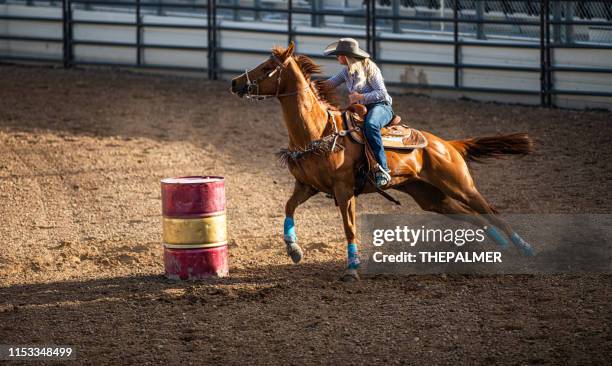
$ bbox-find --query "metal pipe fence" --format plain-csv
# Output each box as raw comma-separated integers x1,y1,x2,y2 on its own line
1,0,611,107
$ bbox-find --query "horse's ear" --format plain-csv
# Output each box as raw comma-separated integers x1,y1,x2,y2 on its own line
284,41,295,58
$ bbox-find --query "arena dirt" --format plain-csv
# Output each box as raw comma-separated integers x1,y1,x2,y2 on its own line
0,65,610,365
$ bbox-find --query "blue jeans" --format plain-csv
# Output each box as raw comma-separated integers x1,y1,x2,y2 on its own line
364,101,393,171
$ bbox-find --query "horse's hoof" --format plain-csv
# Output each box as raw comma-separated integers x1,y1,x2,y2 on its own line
510,233,535,257
286,242,303,263
341,270,360,282
518,242,535,257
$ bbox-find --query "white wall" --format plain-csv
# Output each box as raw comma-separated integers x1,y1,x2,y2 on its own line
143,14,208,68
0,4,63,59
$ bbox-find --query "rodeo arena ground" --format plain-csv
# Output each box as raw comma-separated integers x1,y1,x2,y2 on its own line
1,0,611,365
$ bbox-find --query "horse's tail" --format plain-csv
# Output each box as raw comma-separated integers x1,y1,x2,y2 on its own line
450,133,533,163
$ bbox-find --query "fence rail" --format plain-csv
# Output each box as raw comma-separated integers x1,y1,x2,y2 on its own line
1,0,611,108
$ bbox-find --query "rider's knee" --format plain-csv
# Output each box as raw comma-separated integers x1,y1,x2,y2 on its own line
364,119,375,131
366,109,388,128
364,113,381,128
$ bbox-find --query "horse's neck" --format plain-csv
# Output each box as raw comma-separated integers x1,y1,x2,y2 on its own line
278,67,329,149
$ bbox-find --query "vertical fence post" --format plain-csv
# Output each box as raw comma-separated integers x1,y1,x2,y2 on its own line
365,0,371,55
439,0,445,32
565,1,574,44
476,0,485,40
319,0,325,27
212,0,218,80
62,0,72,69
392,0,400,33
552,0,561,43
233,0,240,21
453,0,459,88
136,0,142,66
254,0,261,22
545,0,552,107
207,0,212,79
311,0,319,28
68,0,73,66
372,0,377,60
157,0,163,16
288,0,293,45
62,0,68,68
540,0,548,107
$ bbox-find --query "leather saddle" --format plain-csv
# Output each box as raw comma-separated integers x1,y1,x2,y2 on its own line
343,104,427,150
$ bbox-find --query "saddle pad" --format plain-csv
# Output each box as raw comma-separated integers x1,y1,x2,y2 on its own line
345,112,428,150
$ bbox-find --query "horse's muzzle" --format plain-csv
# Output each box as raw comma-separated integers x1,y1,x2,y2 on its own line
230,79,247,97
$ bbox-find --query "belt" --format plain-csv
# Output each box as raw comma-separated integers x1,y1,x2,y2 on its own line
366,100,391,109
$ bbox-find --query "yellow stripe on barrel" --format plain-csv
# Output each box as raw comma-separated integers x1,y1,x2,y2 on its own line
163,242,228,250
162,214,227,245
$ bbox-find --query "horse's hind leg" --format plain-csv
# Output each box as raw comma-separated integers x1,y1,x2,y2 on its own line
394,180,490,228
397,181,533,255
422,157,534,254
397,180,522,249
458,188,535,255
284,180,318,263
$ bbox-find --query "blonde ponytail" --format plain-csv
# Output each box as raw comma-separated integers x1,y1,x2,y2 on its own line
346,56,382,89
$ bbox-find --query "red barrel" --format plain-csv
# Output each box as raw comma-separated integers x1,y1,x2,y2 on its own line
161,176,228,280
161,176,225,218
163,245,229,280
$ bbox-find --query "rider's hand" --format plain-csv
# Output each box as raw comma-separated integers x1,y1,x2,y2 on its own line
349,92,364,105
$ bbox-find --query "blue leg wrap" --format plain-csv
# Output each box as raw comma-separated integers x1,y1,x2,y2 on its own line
510,232,535,257
284,217,297,243
347,243,360,270
486,226,509,249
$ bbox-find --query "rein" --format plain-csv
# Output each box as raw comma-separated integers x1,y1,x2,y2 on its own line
243,55,310,100
279,111,360,162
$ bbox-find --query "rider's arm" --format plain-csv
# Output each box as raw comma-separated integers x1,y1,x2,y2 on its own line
324,68,348,88
360,70,389,105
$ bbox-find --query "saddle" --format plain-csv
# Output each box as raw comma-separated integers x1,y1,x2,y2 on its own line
344,104,428,150
337,104,426,204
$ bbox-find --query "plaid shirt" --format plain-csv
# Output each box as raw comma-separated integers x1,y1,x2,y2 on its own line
326,67,393,105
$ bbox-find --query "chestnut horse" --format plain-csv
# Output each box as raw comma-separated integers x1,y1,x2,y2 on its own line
230,43,534,281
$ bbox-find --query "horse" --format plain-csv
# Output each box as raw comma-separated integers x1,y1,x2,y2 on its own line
230,42,534,281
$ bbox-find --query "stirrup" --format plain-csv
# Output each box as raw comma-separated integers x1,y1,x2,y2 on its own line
374,167,391,188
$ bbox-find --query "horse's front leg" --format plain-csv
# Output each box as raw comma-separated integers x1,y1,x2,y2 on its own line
334,184,359,282
284,180,318,263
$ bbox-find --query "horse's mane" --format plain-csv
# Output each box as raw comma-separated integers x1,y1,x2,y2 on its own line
272,46,340,111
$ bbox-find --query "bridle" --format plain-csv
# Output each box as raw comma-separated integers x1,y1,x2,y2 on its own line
242,54,310,100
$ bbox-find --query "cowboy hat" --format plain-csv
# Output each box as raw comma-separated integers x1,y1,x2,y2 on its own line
323,38,370,59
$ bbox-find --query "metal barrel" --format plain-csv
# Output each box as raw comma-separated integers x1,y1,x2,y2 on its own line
161,176,225,218
161,176,228,279
163,245,229,280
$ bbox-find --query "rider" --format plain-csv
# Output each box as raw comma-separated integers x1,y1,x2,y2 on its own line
323,38,394,188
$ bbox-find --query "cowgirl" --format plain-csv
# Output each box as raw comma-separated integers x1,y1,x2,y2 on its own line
323,38,394,187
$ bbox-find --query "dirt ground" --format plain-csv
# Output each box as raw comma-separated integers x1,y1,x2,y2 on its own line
0,64,610,365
